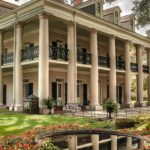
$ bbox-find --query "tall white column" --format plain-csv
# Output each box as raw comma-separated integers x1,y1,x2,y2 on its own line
124,41,132,107
67,22,77,103
147,50,150,105
38,13,49,109
136,45,144,105
109,35,116,102
90,29,101,109
68,135,77,150
14,23,23,112
0,31,3,106
91,134,99,150
126,137,132,149
111,135,117,150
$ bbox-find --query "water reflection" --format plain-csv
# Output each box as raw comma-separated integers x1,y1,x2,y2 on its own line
51,134,141,150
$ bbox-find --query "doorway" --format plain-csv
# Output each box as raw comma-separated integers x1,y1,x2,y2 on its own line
3,84,6,105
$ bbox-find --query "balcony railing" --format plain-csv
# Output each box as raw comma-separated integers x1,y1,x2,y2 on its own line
77,51,91,64
21,45,39,61
130,63,138,72
143,65,149,74
116,59,125,70
98,56,110,68
2,52,13,65
49,46,69,61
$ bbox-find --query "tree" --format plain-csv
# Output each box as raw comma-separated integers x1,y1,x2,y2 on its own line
103,98,118,119
132,0,150,28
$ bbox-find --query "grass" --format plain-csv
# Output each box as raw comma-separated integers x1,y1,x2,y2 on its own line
0,110,113,136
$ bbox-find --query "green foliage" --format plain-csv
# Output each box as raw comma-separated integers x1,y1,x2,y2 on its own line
40,139,60,150
116,118,137,129
132,0,150,27
103,98,118,119
43,97,56,111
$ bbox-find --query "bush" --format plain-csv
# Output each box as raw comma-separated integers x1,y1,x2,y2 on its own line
103,98,118,119
116,118,137,129
43,97,56,114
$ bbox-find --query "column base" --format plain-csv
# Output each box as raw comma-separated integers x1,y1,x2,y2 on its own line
93,105,103,111
14,105,23,112
121,103,134,108
0,104,6,108
134,102,146,107
147,101,150,106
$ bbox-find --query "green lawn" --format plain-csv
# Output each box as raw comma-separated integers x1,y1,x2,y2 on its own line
0,111,113,136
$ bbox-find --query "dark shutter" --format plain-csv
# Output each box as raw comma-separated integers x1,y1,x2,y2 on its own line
52,82,57,100
83,84,88,105
119,86,122,104
107,85,109,98
28,83,33,96
3,85,6,105
65,83,67,105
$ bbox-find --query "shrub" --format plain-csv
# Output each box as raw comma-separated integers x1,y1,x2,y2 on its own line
116,118,137,129
103,98,118,119
43,97,56,114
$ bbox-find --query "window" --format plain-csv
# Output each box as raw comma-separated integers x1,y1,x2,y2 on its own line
24,83,33,98
114,11,119,24
96,2,102,18
58,84,62,97
77,84,80,97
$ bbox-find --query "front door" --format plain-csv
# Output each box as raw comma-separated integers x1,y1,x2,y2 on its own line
57,83,63,106
116,85,122,104
83,84,88,105
3,85,6,105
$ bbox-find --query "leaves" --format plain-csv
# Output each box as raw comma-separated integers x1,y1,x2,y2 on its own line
132,0,150,28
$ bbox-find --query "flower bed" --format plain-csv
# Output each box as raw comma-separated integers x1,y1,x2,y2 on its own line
0,123,86,150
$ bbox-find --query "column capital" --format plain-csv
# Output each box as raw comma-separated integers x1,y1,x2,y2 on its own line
90,28,97,33
15,22,23,28
109,34,115,40
136,44,144,50
39,13,49,19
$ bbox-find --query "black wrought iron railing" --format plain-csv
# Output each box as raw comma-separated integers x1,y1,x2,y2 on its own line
1,52,13,65
116,59,125,70
77,51,91,64
98,56,110,68
49,46,69,61
143,65,149,74
21,45,39,61
130,63,138,72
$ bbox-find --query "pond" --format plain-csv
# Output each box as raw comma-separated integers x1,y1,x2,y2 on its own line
37,129,145,150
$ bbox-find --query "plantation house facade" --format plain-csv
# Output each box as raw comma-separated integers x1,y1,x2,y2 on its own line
0,0,150,111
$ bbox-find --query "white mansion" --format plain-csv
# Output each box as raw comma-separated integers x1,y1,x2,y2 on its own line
0,0,150,111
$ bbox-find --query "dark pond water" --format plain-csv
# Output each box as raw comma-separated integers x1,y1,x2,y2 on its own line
51,134,140,150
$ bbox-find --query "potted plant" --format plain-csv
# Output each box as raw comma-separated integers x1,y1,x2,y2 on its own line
103,98,118,119
43,97,56,114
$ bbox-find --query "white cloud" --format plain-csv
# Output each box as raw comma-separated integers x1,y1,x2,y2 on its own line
3,0,149,36
3,0,31,5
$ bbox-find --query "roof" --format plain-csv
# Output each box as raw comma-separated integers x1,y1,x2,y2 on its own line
103,6,122,16
77,0,104,8
0,0,18,9
121,14,135,22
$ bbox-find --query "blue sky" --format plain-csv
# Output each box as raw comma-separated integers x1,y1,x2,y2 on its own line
3,0,149,36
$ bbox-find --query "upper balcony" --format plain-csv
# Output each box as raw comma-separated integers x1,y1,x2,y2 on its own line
1,52,14,65
143,65,149,74
49,46,69,61
116,59,125,70
98,56,110,68
77,51,91,65
21,44,39,61
130,63,138,72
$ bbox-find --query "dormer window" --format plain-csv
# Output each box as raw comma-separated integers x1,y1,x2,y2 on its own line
96,2,102,18
130,19,134,30
114,11,119,24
